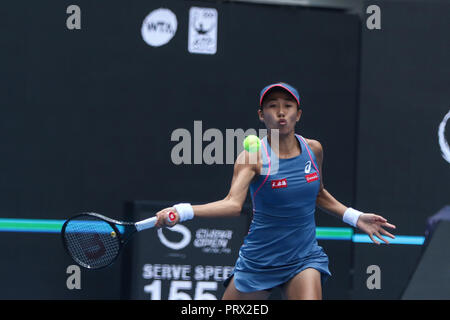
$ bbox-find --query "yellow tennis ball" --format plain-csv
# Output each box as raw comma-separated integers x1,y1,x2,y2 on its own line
243,135,261,153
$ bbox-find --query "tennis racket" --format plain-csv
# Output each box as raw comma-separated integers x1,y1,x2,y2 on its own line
61,211,176,269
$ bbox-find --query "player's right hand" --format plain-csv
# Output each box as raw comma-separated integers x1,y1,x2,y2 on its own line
155,207,179,228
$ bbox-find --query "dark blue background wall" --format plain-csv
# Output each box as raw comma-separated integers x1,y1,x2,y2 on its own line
0,0,448,299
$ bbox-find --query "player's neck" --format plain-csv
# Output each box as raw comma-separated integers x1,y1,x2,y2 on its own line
267,133,301,158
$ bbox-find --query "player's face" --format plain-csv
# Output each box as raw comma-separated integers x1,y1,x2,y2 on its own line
258,91,301,135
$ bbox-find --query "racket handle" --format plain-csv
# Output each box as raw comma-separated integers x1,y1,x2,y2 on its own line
135,212,177,231
135,217,157,231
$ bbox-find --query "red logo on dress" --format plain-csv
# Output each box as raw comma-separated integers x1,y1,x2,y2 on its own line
271,178,287,189
305,172,319,183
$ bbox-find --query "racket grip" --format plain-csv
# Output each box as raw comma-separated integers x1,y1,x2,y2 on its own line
135,212,177,231
135,217,157,231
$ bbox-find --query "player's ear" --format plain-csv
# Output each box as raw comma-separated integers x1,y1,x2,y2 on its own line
257,107,264,122
296,108,302,122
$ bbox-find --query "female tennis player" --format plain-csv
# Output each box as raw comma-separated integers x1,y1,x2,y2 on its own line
154,82,396,300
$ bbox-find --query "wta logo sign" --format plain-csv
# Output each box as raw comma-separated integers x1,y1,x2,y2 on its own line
141,8,177,47
438,109,450,164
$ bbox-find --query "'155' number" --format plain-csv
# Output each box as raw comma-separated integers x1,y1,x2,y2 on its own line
144,280,217,300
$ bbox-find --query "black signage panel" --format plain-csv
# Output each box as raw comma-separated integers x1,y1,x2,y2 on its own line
123,201,251,300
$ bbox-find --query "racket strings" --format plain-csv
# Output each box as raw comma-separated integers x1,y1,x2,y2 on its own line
63,215,120,268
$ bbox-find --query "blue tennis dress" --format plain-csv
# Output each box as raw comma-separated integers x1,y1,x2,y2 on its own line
225,134,331,292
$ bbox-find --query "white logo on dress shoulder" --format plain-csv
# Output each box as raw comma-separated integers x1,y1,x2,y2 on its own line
305,161,311,174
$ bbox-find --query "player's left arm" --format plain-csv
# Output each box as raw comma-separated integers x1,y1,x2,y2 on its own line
307,139,396,245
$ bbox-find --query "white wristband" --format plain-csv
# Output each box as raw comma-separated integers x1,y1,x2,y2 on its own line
173,203,194,222
343,207,363,227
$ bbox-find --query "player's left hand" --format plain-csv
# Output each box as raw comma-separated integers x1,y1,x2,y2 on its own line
356,213,396,245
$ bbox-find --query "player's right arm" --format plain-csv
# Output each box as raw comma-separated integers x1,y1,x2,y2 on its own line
154,150,260,227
